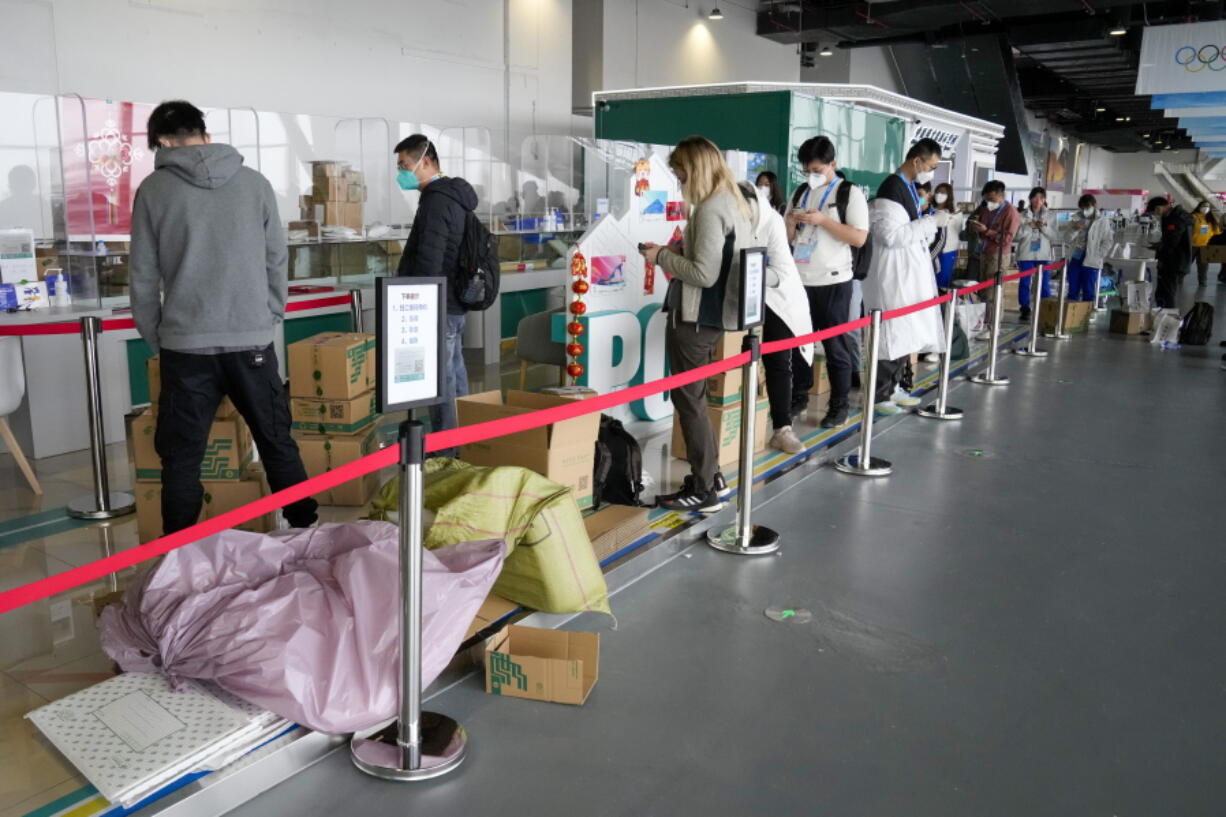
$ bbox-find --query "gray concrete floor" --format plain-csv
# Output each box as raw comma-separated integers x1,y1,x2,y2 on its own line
229,280,1226,816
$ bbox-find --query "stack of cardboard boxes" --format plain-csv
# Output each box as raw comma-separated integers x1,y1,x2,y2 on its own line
293,161,366,233
132,357,274,542
672,331,769,467
1110,280,1154,335
287,332,381,506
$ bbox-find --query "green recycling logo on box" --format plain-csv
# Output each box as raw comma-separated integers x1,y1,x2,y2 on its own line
488,653,528,695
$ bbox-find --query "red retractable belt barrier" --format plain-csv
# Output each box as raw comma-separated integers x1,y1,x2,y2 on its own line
0,266,1050,614
0,295,351,337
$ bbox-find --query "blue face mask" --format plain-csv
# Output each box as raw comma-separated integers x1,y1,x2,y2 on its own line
397,169,419,191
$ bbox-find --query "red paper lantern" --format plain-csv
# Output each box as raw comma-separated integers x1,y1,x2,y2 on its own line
567,343,584,357
567,362,585,378
569,300,587,316
572,279,589,294
567,321,584,336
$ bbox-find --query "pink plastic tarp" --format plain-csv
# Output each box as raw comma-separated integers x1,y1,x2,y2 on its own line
99,522,506,734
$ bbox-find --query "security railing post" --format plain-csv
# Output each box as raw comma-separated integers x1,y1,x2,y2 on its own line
1092,266,1107,312
917,296,963,420
68,317,135,520
1014,267,1049,359
970,273,1010,386
707,331,779,555
349,288,365,333
835,310,892,476
1045,265,1071,340
350,419,468,780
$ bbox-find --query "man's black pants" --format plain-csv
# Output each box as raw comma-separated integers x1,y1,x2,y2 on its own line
155,345,318,534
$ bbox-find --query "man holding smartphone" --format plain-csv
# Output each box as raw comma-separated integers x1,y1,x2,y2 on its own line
968,181,1020,336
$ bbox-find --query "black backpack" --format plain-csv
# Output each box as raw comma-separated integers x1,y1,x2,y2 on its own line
592,415,644,508
455,209,500,311
790,181,873,280
1178,301,1214,346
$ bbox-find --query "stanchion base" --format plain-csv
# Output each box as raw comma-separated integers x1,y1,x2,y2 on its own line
1042,332,1071,340
969,373,1010,386
915,404,963,420
834,454,893,477
350,714,467,781
706,525,781,555
1013,348,1049,357
67,492,135,520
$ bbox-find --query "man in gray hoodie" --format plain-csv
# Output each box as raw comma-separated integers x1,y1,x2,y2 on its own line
130,100,317,536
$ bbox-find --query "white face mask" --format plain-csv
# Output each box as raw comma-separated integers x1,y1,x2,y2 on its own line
758,185,772,197
916,169,936,185
986,200,1001,212
1198,206,1210,214
934,192,948,204
807,169,832,190
1082,207,1095,217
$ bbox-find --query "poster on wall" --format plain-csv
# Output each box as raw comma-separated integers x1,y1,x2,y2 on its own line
59,97,156,241
1028,131,1049,187
1045,135,1071,193
559,152,686,421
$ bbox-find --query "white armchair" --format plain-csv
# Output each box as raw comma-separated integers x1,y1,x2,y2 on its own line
0,337,42,495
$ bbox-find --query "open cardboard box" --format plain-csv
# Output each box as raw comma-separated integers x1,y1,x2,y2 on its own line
456,390,600,510
583,503,652,563
485,625,599,705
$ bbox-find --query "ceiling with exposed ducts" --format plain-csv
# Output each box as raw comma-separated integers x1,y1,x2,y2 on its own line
756,0,1226,160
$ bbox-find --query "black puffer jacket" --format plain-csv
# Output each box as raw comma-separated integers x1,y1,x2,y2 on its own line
398,176,478,314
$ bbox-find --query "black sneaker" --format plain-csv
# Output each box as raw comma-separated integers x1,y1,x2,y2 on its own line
1019,307,1031,322
712,472,731,501
820,404,849,428
656,476,723,514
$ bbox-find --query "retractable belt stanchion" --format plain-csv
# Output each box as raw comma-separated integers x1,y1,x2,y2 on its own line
349,288,365,333
970,273,1010,386
352,275,466,781
1092,267,1107,313
916,296,963,420
68,317,135,520
1044,265,1072,340
707,330,780,555
835,309,892,477
1013,268,1049,358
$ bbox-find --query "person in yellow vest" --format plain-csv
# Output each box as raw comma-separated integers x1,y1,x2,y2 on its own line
1190,200,1222,287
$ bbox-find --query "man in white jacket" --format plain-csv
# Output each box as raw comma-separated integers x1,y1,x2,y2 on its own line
863,139,947,415
1014,187,1058,322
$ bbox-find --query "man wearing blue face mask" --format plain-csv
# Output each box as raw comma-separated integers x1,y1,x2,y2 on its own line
393,134,479,452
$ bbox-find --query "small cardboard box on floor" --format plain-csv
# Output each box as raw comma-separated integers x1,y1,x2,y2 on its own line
583,503,652,563
1110,308,1152,335
130,407,253,482
485,625,599,705
809,356,831,396
456,390,600,510
294,425,381,506
133,473,275,542
287,332,376,399
1040,300,1094,334
672,396,769,467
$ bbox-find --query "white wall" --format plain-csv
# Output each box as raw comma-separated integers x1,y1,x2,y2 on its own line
849,47,903,95
599,0,799,91
0,0,574,140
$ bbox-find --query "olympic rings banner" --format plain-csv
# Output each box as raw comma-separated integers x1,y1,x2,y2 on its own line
1137,21,1226,95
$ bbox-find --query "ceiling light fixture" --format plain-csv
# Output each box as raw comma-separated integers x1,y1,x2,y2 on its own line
1109,26,1127,36
819,45,833,57
708,6,723,20
1115,116,1126,122
1095,107,1107,112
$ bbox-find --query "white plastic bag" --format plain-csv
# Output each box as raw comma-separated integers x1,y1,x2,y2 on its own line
1150,310,1181,347
955,299,987,334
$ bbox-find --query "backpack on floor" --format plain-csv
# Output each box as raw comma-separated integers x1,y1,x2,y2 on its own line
456,209,501,311
592,415,644,508
1178,301,1214,346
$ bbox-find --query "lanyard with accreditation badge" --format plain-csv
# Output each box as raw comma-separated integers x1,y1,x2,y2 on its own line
794,178,840,265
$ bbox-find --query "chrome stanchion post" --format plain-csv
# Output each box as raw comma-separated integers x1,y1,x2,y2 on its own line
1014,268,1049,358
708,331,780,555
1044,264,1071,340
1092,265,1107,312
916,295,963,420
970,273,1010,386
349,288,365,333
68,317,135,520
350,419,467,780
835,309,892,476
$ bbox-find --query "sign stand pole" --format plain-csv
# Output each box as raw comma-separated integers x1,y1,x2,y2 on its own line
1014,268,1049,358
68,316,134,520
835,309,893,476
707,330,780,555
352,275,465,781
1044,266,1072,340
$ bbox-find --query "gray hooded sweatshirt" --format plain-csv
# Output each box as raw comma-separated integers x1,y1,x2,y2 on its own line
130,143,287,353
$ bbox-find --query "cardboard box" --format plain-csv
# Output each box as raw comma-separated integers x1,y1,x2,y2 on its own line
809,357,831,396
1201,244,1226,264
1040,300,1094,334
707,363,765,407
310,161,348,181
456,390,600,510
322,201,363,230
672,396,769,467
583,504,652,563
712,330,747,363
485,625,599,705
130,408,253,482
288,219,321,238
1110,308,1151,335
295,426,381,506
1122,280,1152,313
288,332,376,399
133,476,273,543
146,356,236,416
312,177,348,202
290,391,378,435
347,183,367,203
342,169,365,185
